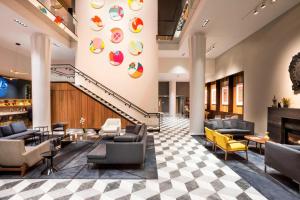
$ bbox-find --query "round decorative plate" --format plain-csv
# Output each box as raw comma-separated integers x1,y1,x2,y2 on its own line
90,16,104,31
89,38,105,54
90,0,105,9
109,51,124,66
128,62,143,79
129,17,143,33
109,5,124,21
129,40,143,56
128,0,143,11
110,28,124,43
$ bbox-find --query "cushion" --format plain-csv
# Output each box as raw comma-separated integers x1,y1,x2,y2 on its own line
114,135,137,142
137,126,145,142
230,119,239,129
228,141,247,151
209,120,223,129
87,144,106,159
3,131,35,139
10,121,27,134
223,120,232,129
1,125,14,136
238,121,247,130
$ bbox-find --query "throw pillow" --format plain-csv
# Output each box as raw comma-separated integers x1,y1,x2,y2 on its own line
223,120,232,129
133,125,142,135
1,125,14,136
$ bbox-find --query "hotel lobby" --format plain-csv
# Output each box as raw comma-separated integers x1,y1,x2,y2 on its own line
0,0,300,199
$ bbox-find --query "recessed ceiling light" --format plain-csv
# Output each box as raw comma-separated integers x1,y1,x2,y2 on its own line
271,0,277,3
253,9,259,15
14,19,28,27
202,19,210,27
261,2,266,9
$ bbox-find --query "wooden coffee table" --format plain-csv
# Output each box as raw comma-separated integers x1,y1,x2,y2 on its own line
244,135,269,154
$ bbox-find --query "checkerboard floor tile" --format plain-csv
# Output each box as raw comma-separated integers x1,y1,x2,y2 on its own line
0,117,267,200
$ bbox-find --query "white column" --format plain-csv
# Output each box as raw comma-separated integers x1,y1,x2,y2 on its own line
189,33,206,135
169,80,176,117
31,33,52,128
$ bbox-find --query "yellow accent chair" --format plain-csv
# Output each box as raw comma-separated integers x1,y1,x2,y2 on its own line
213,131,248,160
204,127,216,150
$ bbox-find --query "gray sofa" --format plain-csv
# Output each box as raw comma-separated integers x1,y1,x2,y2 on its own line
204,119,254,138
265,142,300,189
0,121,37,139
87,124,147,165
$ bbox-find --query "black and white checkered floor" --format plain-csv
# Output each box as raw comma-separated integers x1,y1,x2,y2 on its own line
0,117,267,200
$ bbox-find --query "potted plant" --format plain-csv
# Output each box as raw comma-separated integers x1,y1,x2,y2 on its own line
282,98,290,108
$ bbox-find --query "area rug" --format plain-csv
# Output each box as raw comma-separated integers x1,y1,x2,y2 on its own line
0,136,158,179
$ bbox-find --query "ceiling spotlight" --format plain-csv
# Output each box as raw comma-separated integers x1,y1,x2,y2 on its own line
253,9,259,15
271,0,277,3
202,19,210,27
14,19,28,27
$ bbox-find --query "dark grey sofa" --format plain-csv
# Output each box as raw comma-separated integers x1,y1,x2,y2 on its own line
87,124,147,165
0,121,37,139
265,142,300,189
204,119,254,138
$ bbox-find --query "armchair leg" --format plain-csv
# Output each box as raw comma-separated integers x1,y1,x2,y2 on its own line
225,152,228,160
264,165,267,173
20,164,28,177
245,150,248,161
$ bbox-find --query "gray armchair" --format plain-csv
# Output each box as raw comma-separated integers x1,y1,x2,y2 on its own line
265,142,300,191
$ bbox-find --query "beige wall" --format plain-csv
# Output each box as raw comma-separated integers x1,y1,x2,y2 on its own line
214,5,300,133
75,0,158,112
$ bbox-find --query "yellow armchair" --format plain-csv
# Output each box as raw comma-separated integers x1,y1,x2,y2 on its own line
204,127,215,150
213,131,248,160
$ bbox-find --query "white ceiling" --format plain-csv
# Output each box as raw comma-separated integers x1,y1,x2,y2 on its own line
0,2,75,78
159,0,300,58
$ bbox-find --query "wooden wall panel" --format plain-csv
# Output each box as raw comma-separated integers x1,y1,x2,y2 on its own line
51,83,133,129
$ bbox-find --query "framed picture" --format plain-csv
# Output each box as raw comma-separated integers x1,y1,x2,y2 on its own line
236,83,244,106
205,87,207,105
222,86,229,105
211,88,216,105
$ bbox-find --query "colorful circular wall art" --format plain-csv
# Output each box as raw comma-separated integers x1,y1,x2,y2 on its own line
110,28,124,43
128,0,143,11
129,17,144,33
89,38,105,54
128,62,143,79
90,16,104,31
129,40,143,56
109,5,124,21
109,51,124,66
90,0,105,9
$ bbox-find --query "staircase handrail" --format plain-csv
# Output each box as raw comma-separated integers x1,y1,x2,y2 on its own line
51,64,160,118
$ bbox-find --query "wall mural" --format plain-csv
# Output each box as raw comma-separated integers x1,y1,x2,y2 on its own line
129,17,144,33
289,52,300,93
88,1,144,79
109,51,124,66
89,38,105,54
128,0,144,11
128,62,144,79
90,0,105,9
109,5,124,21
110,28,124,43
90,15,104,31
129,40,143,56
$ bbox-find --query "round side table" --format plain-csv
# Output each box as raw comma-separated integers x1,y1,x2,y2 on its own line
41,151,58,175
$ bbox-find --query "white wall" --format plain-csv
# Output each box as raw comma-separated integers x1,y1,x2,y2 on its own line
214,5,300,133
75,0,158,113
